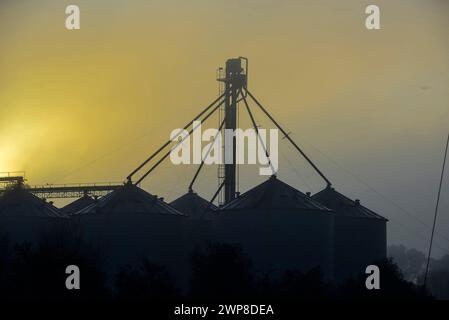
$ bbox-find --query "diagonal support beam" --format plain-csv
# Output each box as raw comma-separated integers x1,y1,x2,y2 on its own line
201,178,226,219
189,118,226,192
244,88,331,187
240,90,276,175
134,97,226,185
127,91,227,183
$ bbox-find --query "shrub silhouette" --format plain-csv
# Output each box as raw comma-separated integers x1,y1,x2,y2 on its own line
339,258,432,299
115,259,179,300
189,243,254,300
0,229,109,300
0,231,436,301
274,268,335,300
423,270,449,299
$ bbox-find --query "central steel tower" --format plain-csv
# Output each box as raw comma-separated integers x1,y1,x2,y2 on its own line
218,57,247,204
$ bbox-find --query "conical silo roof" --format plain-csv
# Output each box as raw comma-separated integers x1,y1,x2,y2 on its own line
76,182,185,216
61,194,95,216
0,186,65,218
170,190,217,219
220,175,331,212
312,187,387,220
213,176,334,277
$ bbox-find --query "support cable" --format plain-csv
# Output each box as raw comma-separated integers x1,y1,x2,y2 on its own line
127,91,227,182
201,179,226,219
240,90,276,175
299,135,449,246
424,133,449,287
134,98,226,185
189,118,226,192
244,88,331,188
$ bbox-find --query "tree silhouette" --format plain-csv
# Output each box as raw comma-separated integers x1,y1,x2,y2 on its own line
189,243,254,301
274,268,335,300
388,244,426,283
339,258,432,300
115,259,179,300
0,228,109,300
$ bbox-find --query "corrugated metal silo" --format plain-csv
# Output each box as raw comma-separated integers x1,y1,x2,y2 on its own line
312,187,387,280
61,194,95,216
170,190,216,220
213,176,334,277
73,182,187,274
170,190,217,261
0,185,68,245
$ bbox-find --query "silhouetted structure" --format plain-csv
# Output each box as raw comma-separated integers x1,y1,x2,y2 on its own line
170,190,216,220
313,187,387,280
170,191,217,275
213,176,334,277
61,193,95,216
72,182,188,283
219,58,248,204
0,185,68,244
0,57,391,294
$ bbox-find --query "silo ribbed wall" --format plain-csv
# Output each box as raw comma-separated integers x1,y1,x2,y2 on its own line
212,208,334,278
0,217,67,245
333,216,386,280
78,212,187,271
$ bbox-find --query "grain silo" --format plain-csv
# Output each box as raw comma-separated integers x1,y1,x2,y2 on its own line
73,182,187,275
170,190,216,220
312,187,387,280
213,176,334,277
61,194,95,216
170,190,217,259
0,184,68,245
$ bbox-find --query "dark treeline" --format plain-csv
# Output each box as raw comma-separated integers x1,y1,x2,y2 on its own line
388,244,449,299
0,228,109,300
0,230,433,301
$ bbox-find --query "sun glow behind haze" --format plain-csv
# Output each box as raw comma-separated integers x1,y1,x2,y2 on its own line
0,0,449,252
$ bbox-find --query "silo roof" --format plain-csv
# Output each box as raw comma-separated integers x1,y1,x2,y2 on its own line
220,176,331,211
0,186,66,218
61,194,95,216
170,190,217,219
75,182,185,216
312,187,387,221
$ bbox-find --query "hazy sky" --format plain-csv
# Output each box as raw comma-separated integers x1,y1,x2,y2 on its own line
0,0,448,256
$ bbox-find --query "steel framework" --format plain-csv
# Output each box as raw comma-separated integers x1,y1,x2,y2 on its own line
0,180,122,199
0,58,331,203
